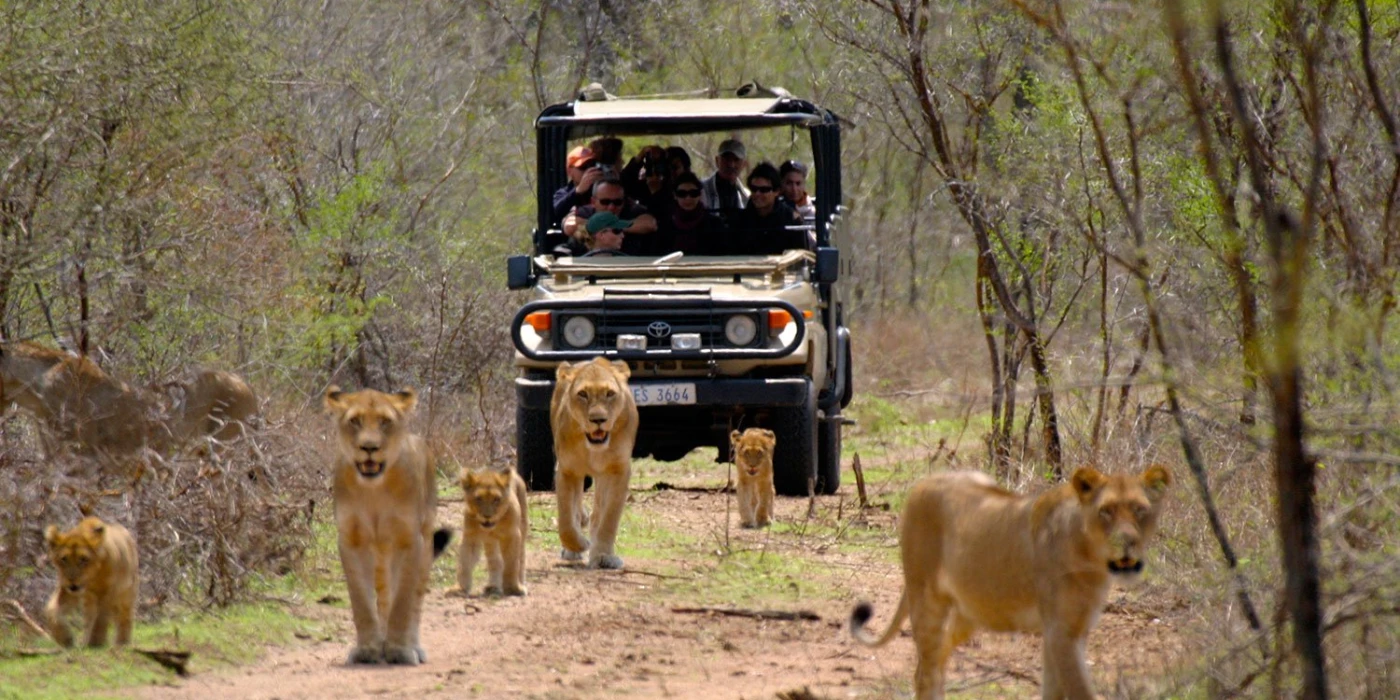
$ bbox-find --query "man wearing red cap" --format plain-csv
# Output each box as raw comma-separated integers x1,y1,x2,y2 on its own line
551,146,607,225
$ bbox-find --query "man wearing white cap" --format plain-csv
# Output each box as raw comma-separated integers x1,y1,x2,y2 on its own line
701,138,750,218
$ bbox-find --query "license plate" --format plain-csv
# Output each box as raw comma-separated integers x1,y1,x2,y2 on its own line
632,382,696,406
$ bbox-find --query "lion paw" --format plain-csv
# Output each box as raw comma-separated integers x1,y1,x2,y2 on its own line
590,553,624,570
560,548,585,562
483,585,503,596
382,644,422,666
503,584,527,596
346,645,382,665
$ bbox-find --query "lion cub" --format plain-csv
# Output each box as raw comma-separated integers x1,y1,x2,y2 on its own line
730,428,776,528
43,516,139,648
457,467,529,596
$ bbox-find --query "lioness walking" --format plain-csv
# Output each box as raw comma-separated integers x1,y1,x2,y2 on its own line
850,466,1172,700
324,386,450,665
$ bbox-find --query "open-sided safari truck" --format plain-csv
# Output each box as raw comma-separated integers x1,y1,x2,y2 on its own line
507,87,853,496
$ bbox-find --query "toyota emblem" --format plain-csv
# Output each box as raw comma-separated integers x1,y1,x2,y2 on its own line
647,321,672,338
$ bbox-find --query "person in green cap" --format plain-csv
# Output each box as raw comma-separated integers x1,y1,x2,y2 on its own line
581,211,632,256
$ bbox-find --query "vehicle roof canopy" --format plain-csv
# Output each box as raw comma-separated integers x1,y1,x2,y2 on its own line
535,96,835,140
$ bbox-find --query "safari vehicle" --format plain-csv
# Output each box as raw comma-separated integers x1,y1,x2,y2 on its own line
506,86,853,497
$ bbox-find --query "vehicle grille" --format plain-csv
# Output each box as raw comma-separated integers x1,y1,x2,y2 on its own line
556,308,762,350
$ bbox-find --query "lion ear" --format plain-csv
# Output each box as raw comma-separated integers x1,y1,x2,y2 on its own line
1141,464,1172,499
392,388,418,413
1070,467,1107,504
88,520,106,539
757,428,775,441
730,430,742,445
609,359,631,379
44,525,59,545
459,468,476,488
324,385,346,412
555,362,578,383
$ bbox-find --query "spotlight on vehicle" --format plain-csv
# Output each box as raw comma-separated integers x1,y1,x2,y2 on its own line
616,334,647,350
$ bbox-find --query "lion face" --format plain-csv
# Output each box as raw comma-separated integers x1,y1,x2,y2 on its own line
1072,465,1172,579
462,468,513,529
324,386,417,479
556,358,631,449
45,518,108,594
730,428,775,477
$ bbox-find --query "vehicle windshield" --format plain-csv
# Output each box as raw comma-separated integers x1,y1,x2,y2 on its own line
533,94,840,260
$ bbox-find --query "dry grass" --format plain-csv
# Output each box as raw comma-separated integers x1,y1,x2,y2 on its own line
0,409,324,630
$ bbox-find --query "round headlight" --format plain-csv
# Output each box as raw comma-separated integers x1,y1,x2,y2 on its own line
724,314,758,346
562,316,596,348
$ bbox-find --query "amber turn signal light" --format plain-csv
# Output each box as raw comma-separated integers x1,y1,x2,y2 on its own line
525,311,552,332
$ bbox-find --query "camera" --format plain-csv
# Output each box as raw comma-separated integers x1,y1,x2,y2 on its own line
596,163,616,177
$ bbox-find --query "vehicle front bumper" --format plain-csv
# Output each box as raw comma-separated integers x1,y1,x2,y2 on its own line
515,376,811,410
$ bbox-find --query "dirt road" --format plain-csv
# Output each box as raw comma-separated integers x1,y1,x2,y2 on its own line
137,467,1187,699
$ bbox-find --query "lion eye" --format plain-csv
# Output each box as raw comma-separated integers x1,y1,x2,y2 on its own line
1134,504,1151,520
577,390,588,400
605,389,616,399
1099,508,1114,522
349,417,362,429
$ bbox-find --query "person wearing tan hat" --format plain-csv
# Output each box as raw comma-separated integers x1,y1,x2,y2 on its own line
701,138,750,218
551,145,607,225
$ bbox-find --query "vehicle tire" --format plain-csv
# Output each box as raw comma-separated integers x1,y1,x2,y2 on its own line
771,382,817,497
516,403,555,492
816,415,841,495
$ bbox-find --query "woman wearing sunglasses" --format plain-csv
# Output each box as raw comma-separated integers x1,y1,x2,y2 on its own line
727,161,805,256
663,172,728,255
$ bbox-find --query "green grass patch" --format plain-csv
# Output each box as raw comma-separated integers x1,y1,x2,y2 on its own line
0,601,328,700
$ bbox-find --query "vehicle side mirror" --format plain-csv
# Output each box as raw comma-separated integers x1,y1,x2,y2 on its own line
814,247,839,284
507,255,534,290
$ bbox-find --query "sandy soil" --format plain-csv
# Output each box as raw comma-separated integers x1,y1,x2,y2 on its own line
136,466,1189,700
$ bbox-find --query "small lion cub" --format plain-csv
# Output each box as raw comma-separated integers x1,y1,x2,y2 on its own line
457,467,529,596
43,516,139,648
731,428,777,528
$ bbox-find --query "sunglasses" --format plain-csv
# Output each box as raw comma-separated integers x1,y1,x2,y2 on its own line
750,186,777,194
596,198,625,206
674,189,702,198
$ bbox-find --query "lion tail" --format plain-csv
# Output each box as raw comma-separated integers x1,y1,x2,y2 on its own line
849,592,909,648
431,528,453,559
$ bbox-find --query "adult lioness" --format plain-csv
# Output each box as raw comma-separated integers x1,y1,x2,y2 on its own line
1,340,170,461
44,516,140,648
850,466,1172,700
0,340,67,416
163,369,260,447
325,386,451,666
550,357,638,569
